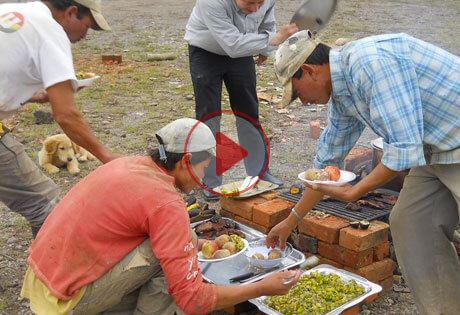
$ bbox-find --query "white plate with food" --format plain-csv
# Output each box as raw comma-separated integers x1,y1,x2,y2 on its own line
213,177,279,199
76,74,100,88
298,167,356,186
197,236,249,263
245,240,293,269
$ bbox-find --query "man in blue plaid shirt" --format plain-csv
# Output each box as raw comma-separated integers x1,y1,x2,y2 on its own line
267,30,460,314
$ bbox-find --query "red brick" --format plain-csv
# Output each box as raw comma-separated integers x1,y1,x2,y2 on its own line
299,214,350,244
318,241,373,269
344,146,373,171
291,231,318,253
309,120,322,139
318,255,344,269
220,196,266,220
219,208,235,219
259,191,279,201
373,241,390,261
341,305,359,315
339,221,389,252
344,258,396,283
379,275,394,296
363,293,378,305
234,216,270,234
102,54,122,64
252,198,294,228
223,301,257,314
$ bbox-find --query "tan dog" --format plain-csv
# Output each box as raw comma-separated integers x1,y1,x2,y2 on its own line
39,134,95,175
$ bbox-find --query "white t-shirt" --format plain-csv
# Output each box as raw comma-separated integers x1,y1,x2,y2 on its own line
0,1,77,120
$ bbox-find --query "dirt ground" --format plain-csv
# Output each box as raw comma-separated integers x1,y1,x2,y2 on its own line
0,0,459,314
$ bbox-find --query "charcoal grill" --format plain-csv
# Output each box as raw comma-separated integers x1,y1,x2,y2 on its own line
277,190,396,221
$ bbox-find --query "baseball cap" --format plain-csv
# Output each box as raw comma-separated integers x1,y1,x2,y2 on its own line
74,0,111,31
274,30,319,108
156,118,216,156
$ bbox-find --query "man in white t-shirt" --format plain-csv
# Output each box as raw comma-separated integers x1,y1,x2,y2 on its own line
0,0,120,237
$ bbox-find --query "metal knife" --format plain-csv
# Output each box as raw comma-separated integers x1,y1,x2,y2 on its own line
229,266,279,283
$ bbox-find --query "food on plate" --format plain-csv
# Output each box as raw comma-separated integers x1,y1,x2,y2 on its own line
359,220,370,229
215,234,230,248
304,168,329,181
229,234,244,251
265,272,365,314
305,166,342,182
350,221,360,229
345,202,361,211
212,249,231,259
195,221,213,234
194,215,246,239
324,166,340,181
252,253,265,260
268,249,282,260
357,199,384,209
220,187,240,196
222,241,237,254
201,240,219,259
198,230,245,260
76,72,96,80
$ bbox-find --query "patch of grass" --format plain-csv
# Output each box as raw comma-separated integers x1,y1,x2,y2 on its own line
13,218,29,232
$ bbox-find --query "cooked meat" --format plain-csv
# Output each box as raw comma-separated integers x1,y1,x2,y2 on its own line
357,199,385,209
374,195,397,205
227,228,246,238
199,231,215,239
367,190,384,198
195,221,213,234
196,219,246,239
345,202,362,211
212,220,230,232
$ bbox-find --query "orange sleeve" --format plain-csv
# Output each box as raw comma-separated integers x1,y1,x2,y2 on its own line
147,199,218,314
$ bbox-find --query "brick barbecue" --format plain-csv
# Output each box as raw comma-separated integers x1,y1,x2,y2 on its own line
219,190,396,298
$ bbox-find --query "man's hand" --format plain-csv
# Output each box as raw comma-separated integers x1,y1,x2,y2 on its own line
304,183,359,202
258,270,300,296
28,90,49,103
255,54,268,66
269,23,298,46
306,163,402,201
266,219,295,250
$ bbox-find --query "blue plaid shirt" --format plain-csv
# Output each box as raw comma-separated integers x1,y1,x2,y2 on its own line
314,33,460,171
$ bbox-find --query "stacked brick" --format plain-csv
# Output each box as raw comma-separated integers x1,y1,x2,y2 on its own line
219,193,395,296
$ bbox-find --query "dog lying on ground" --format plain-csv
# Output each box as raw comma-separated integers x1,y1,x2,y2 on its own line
39,134,95,175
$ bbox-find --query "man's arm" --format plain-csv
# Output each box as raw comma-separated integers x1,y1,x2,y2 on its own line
47,80,120,164
215,270,300,309
307,162,401,202
199,0,296,58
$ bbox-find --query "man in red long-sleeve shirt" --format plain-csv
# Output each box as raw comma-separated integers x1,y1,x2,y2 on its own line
21,118,300,315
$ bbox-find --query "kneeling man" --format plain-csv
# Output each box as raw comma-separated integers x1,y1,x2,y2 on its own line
21,118,299,315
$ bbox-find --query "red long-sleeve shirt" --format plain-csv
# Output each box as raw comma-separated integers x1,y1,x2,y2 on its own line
27,156,217,314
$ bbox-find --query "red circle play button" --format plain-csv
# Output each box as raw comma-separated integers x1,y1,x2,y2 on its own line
185,110,270,197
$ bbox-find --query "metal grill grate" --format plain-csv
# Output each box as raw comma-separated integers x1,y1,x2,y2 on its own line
278,191,394,221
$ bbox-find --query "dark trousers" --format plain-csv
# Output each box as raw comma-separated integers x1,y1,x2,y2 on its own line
188,45,268,188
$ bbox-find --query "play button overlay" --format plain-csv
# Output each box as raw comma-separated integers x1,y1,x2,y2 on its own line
215,132,248,176
185,110,270,197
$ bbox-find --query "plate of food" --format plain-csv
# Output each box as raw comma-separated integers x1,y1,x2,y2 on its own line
213,176,279,199
298,166,356,186
197,234,248,262
245,239,293,269
76,72,100,88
